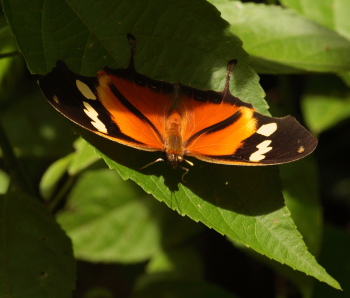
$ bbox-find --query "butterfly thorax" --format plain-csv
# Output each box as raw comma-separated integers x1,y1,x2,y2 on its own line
165,109,185,168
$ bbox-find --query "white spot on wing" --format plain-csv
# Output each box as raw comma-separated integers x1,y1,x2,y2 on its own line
76,80,97,100
257,123,277,137
298,146,305,153
53,95,59,104
249,140,272,162
83,101,108,133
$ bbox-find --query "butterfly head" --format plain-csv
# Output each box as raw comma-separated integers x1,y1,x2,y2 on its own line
168,154,194,182
167,153,184,169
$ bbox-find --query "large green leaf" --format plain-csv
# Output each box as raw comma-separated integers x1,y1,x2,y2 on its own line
0,189,76,298
57,169,200,263
270,158,323,297
280,0,350,84
281,0,350,40
2,0,266,110
227,157,323,298
2,0,340,289
212,0,350,74
96,135,339,289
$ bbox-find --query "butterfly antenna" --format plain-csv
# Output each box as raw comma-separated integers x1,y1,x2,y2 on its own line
140,157,193,183
139,158,165,170
223,59,237,95
127,34,137,69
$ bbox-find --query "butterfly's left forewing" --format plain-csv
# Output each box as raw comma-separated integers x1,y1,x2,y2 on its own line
38,61,172,152
99,65,175,146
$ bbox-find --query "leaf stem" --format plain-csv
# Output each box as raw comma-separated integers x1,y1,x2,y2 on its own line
47,176,76,212
0,118,35,196
0,51,20,59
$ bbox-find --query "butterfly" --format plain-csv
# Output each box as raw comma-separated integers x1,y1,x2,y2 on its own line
38,34,317,180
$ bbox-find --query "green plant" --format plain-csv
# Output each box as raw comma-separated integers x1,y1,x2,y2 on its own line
1,0,349,297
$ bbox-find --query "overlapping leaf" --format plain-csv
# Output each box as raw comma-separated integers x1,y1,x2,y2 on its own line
212,0,350,74
0,190,75,298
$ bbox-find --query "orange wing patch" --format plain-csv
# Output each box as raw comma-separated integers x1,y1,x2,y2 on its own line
185,106,257,157
97,72,165,151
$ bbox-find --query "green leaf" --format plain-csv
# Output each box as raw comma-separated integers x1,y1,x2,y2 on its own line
0,170,10,194
281,158,322,257
68,138,101,175
280,0,350,84
274,158,323,297
39,153,75,200
301,75,350,135
0,16,22,102
3,0,267,112
340,71,350,87
230,157,324,298
40,138,101,201
0,15,18,55
281,0,350,40
95,134,340,290
0,189,76,298
57,169,200,263
211,0,350,74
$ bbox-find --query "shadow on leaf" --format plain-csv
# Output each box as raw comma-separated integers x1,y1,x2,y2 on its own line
78,127,284,217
